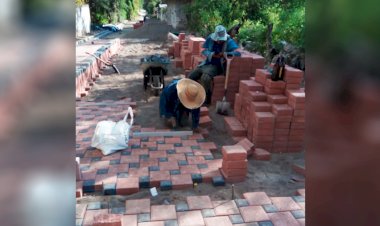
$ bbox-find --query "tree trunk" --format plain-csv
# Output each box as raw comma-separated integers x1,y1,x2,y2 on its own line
266,23,273,62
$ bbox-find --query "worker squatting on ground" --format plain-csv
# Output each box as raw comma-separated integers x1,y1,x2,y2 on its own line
189,25,241,104
159,78,206,132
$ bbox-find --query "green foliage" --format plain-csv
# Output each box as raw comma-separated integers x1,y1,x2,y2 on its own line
89,0,142,25
144,0,161,15
186,0,305,60
75,0,88,6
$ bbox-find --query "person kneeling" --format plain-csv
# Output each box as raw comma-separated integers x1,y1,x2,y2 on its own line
159,78,206,132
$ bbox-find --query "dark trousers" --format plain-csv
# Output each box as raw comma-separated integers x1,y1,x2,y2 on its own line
188,64,219,104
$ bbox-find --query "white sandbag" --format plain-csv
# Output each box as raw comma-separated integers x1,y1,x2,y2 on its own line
91,107,134,155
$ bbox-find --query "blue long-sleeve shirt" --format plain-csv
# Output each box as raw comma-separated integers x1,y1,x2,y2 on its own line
159,80,200,129
200,36,241,73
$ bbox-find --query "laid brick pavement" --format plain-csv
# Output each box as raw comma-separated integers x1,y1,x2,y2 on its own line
77,191,305,226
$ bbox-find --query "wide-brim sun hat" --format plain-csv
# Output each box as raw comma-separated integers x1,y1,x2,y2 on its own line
177,78,206,109
210,25,228,41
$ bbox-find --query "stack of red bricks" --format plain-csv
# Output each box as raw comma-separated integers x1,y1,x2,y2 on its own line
220,145,248,183
168,33,206,74
199,106,212,129
211,51,265,105
76,39,121,99
228,65,305,153
287,89,305,152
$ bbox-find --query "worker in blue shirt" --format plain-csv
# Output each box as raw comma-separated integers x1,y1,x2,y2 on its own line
189,25,241,104
159,78,206,131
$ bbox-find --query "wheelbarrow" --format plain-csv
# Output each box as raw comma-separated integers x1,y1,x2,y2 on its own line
140,55,170,96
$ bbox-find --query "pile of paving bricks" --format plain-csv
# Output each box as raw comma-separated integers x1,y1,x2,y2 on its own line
225,65,305,153
76,39,121,99
168,33,207,76
199,106,212,131
167,33,266,106
220,145,248,183
211,51,266,105
76,190,305,226
76,100,225,198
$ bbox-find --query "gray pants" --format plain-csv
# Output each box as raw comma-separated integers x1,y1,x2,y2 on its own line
188,64,218,95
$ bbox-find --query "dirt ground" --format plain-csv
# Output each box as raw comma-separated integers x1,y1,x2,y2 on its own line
80,19,304,206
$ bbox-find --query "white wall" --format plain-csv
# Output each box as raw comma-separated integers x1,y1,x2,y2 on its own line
164,1,188,30
76,4,91,37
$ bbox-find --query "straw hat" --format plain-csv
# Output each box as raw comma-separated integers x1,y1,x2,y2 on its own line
177,78,206,109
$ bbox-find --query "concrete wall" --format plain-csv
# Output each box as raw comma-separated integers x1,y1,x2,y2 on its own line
163,0,190,30
76,4,91,37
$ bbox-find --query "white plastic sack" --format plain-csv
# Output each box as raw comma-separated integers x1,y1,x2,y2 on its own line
91,107,134,155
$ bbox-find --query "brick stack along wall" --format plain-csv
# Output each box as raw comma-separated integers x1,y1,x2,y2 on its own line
229,65,305,153
76,39,121,99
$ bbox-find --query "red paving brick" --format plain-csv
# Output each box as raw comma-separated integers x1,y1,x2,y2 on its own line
239,206,269,222
212,200,239,216
149,171,171,187
116,177,139,195
270,197,301,211
180,165,201,174
253,148,271,161
150,205,177,221
125,199,151,214
243,192,272,206
121,215,137,226
204,216,233,226
236,138,254,155
159,161,180,170
171,174,193,190
187,196,213,210
268,212,299,226
149,151,167,158
187,156,206,164
128,168,149,178
198,142,217,151
93,213,122,226
177,210,205,226
222,145,247,161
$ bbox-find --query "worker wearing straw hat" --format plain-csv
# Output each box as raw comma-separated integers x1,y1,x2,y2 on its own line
189,25,241,105
159,78,206,131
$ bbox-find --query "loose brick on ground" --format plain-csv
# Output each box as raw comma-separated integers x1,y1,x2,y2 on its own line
253,148,271,161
